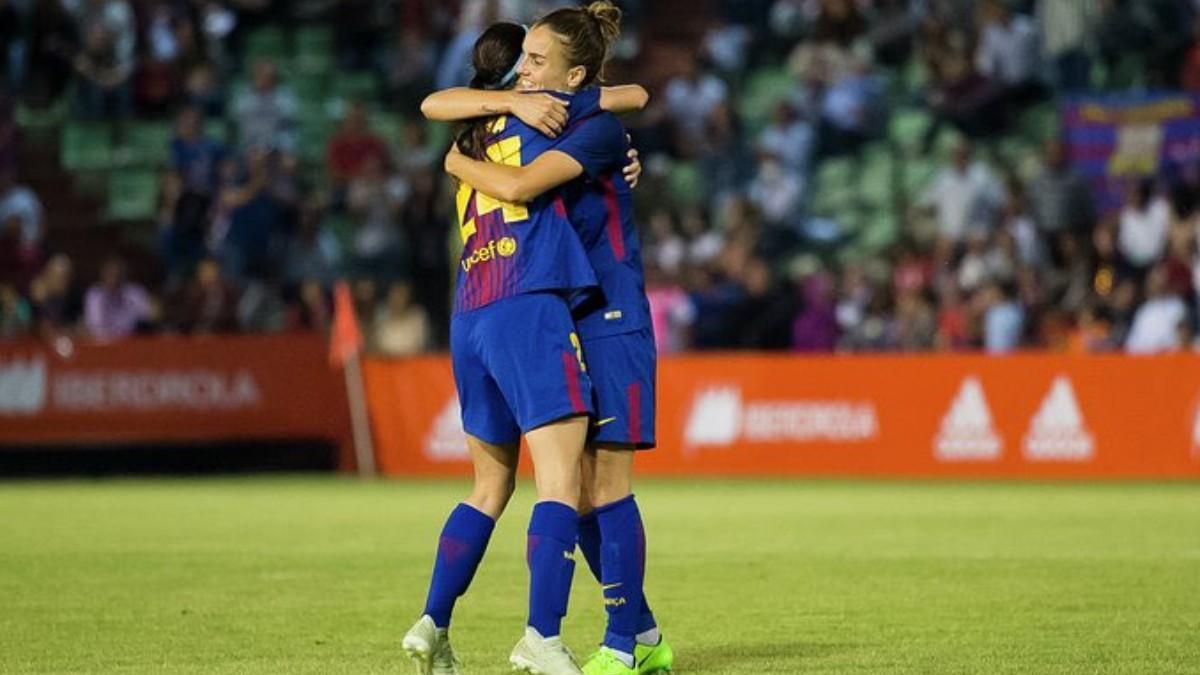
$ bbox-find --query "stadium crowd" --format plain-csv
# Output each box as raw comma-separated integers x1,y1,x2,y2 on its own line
1,0,1200,355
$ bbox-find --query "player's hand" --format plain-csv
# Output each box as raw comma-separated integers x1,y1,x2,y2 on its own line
624,146,642,188
443,142,463,174
509,91,569,138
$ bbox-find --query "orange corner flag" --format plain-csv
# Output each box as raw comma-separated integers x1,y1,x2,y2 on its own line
330,281,364,367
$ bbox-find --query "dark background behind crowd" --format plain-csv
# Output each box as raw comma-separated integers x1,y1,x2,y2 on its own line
2,0,1200,356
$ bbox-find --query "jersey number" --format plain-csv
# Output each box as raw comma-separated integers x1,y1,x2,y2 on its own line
457,119,530,244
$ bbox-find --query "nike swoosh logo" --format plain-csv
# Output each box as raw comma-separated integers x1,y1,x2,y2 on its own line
601,582,622,591
595,417,617,427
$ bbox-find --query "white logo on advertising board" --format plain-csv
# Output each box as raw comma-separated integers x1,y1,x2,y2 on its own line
52,370,260,411
424,396,469,461
934,376,1002,461
684,385,878,449
1023,376,1094,461
0,355,47,415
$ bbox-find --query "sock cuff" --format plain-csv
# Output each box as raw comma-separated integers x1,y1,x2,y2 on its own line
445,502,496,538
593,493,636,516
578,510,599,526
529,501,578,538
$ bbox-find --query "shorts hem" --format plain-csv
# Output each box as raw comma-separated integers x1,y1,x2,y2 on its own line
522,409,592,435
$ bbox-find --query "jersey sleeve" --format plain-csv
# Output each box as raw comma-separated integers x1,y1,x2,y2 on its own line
552,112,627,179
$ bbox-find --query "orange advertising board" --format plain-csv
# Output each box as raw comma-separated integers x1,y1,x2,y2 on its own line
363,353,1200,478
0,335,350,448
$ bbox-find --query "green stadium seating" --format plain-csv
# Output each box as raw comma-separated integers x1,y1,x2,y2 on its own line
105,170,160,221
204,118,231,144
667,161,703,208
120,121,173,167
295,27,335,74
332,72,381,102
369,111,403,142
60,123,115,172
738,67,794,135
888,107,932,155
245,26,288,61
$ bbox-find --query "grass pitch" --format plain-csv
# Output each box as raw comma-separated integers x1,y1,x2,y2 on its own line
1,477,1198,674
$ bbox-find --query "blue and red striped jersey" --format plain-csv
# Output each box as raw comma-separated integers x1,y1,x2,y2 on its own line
451,91,602,316
551,89,652,339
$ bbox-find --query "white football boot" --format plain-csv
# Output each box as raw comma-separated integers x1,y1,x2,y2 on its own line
402,615,462,675
509,626,583,674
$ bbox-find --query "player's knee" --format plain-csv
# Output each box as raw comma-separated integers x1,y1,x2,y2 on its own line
469,475,515,518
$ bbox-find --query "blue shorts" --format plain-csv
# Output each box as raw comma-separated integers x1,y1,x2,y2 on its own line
450,292,593,446
580,327,656,449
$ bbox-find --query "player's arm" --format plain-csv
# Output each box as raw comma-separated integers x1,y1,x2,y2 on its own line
421,86,648,136
599,85,650,114
445,144,583,204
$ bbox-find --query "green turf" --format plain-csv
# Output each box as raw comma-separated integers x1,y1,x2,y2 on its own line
1,478,1198,674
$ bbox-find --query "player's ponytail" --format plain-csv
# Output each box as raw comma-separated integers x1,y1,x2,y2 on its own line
535,0,622,87
456,22,526,161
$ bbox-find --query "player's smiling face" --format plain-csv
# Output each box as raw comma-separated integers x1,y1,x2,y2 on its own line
519,24,585,93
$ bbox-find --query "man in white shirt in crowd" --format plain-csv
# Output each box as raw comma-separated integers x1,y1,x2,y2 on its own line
1126,264,1189,353
916,138,1006,242
1118,177,1170,272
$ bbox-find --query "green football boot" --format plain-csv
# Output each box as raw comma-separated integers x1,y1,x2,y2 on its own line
582,647,637,675
634,636,674,674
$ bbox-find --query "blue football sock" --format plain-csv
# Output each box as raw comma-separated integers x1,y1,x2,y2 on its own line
581,506,659,638
577,511,603,581
527,501,579,638
422,503,495,628
596,495,653,657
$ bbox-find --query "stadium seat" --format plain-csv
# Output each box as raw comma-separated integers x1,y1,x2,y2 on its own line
245,26,288,61
105,170,160,221
119,122,173,167
888,107,932,155
369,111,403,142
667,161,703,208
737,67,794,135
204,118,231,145
295,27,335,74
60,123,115,172
332,72,381,102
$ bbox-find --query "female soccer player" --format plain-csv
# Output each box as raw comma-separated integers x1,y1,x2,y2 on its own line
403,21,648,675
437,5,672,674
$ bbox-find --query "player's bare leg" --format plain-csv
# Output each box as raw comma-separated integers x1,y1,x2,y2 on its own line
404,436,518,675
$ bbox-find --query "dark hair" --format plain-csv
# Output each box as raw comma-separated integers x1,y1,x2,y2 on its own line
455,22,526,161
534,1,621,88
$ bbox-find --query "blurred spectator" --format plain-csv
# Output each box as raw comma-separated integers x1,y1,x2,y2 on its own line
216,149,289,280
327,100,388,192
646,264,695,354
283,200,340,286
72,21,133,120
980,280,1024,353
0,283,31,339
664,54,728,152
813,0,867,48
170,105,226,196
935,278,971,350
381,26,436,112
346,154,408,280
288,278,331,332
232,58,297,153
0,169,43,284
0,0,23,91
183,61,225,117
747,150,803,230
974,0,1043,104
1181,17,1200,91
757,102,814,175
27,0,79,106
137,0,194,114
1118,177,1170,272
372,281,429,355
1027,138,1095,238
237,266,287,332
792,272,838,351
83,257,152,340
893,288,936,350
1037,0,1098,92
28,254,80,337
700,102,753,204
703,18,752,75
915,139,1005,242
173,257,238,334
1125,264,1188,353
